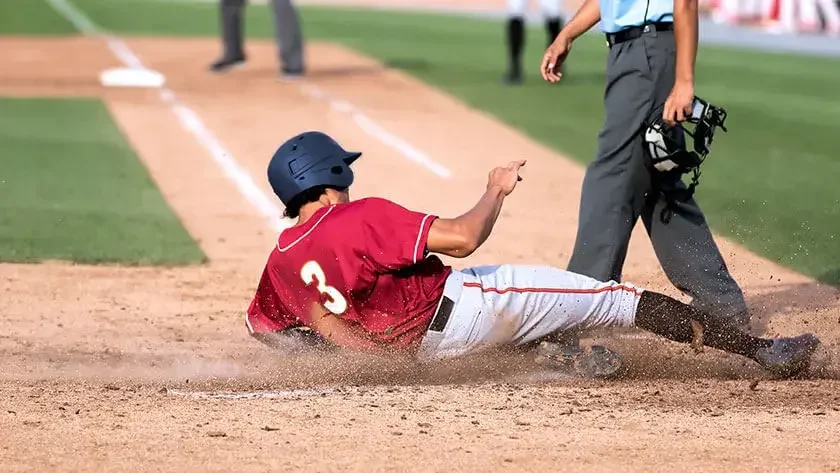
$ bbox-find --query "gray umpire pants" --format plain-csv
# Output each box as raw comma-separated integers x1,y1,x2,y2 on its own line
219,0,304,72
566,26,748,323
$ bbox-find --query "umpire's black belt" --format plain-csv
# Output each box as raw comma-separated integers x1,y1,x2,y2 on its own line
606,21,674,47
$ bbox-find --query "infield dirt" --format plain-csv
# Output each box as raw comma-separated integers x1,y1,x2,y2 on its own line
2,33,840,472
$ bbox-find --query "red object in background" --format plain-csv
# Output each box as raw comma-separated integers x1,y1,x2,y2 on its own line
769,0,780,21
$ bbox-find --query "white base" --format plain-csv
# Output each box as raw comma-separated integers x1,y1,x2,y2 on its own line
99,67,166,88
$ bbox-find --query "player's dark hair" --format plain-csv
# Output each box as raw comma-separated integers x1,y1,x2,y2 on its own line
283,185,345,219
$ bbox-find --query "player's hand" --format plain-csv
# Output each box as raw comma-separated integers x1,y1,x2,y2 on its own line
488,160,526,196
662,80,694,126
540,35,571,83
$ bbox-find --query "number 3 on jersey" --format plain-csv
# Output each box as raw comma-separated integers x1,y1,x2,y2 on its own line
300,261,349,315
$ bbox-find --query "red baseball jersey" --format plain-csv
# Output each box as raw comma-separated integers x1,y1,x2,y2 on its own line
246,197,452,348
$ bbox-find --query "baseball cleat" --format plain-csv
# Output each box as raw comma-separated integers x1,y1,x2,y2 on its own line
278,68,305,81
533,341,623,379
501,69,523,85
209,56,247,74
754,333,821,378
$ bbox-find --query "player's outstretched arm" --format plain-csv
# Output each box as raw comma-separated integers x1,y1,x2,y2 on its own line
307,305,387,354
427,160,525,258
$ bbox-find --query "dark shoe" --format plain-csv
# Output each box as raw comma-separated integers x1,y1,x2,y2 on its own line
209,55,246,74
501,69,522,85
534,341,623,379
279,68,305,80
754,334,820,378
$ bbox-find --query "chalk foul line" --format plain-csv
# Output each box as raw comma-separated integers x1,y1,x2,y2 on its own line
46,0,291,232
166,388,332,399
48,0,451,223
299,84,453,179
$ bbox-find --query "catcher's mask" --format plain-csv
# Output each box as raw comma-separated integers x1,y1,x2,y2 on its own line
643,96,728,222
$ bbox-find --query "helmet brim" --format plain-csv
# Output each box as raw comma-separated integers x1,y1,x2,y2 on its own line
343,151,362,165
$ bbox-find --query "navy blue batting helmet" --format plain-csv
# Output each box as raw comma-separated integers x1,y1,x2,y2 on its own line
267,131,361,205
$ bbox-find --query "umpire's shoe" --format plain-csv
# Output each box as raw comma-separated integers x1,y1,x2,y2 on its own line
534,341,623,379
209,55,247,74
754,334,821,378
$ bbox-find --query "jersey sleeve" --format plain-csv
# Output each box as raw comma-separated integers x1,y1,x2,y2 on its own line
245,267,300,334
358,197,437,271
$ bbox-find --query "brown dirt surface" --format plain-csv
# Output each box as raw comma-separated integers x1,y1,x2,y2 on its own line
2,34,840,472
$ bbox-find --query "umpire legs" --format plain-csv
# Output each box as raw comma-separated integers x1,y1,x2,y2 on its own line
565,33,747,347
209,0,247,72
270,0,305,75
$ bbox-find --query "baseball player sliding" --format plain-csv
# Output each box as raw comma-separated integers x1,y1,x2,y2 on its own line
245,131,820,379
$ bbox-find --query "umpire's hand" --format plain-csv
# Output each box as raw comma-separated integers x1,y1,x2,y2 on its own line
662,80,695,126
541,35,572,83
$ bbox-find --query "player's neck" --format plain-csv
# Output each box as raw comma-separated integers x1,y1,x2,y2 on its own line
296,202,329,226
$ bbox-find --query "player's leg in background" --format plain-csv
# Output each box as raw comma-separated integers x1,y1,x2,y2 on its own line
270,0,305,77
210,0,248,73
777,0,797,32
503,0,527,84
816,0,840,34
713,0,741,23
541,0,565,49
799,0,821,32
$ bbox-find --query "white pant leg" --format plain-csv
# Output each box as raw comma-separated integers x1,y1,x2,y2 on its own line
779,0,797,31
418,265,643,360
817,0,840,29
717,0,741,22
540,0,561,18
800,0,819,28
507,0,528,16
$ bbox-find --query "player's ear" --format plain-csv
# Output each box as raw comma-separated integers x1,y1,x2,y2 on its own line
326,187,350,204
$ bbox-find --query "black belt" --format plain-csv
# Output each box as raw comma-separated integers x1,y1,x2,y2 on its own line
427,295,455,333
605,21,673,47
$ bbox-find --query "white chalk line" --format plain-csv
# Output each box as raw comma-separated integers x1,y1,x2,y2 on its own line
298,85,453,179
50,0,451,202
167,388,333,399
46,0,293,232
158,89,288,231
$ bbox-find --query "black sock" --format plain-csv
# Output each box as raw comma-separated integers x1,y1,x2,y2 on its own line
506,17,525,75
634,291,771,359
546,17,563,47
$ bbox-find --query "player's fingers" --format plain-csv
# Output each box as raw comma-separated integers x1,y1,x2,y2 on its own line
541,56,553,81
508,159,526,171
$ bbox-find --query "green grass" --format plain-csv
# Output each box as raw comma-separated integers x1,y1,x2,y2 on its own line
0,97,206,265
7,1,839,283
0,0,77,35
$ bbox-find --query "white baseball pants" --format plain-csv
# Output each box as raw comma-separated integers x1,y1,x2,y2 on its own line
507,0,563,18
774,0,840,32
418,265,644,359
